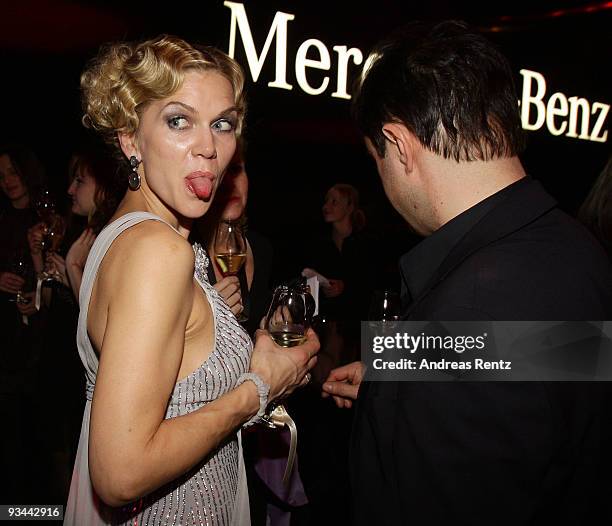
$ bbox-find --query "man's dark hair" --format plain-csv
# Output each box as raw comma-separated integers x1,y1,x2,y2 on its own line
352,20,526,162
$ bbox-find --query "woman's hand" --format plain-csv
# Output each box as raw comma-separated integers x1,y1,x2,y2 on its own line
249,328,320,402
46,253,70,287
16,291,37,316
66,228,96,270
321,278,345,298
213,275,243,316
0,272,25,294
321,361,364,408
27,222,46,256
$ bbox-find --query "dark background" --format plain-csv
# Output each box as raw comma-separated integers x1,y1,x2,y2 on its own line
1,0,610,261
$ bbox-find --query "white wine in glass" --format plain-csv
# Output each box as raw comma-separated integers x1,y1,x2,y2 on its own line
215,252,247,276
214,219,248,321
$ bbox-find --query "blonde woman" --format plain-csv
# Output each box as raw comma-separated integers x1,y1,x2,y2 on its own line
65,35,318,525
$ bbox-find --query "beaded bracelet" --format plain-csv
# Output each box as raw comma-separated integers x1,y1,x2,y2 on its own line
236,372,270,428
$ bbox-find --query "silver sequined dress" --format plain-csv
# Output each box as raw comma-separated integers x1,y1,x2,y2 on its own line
64,212,253,526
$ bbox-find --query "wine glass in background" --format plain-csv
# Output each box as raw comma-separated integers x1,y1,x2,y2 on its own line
40,214,66,282
214,219,248,321
7,249,30,304
35,189,56,251
35,191,65,282
368,289,401,322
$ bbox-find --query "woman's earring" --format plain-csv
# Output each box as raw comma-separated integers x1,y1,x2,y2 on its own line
128,155,141,191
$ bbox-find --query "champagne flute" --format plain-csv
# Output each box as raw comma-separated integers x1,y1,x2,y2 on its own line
35,190,56,251
40,213,65,283
214,219,248,321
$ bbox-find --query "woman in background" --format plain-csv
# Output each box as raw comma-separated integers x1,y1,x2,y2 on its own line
306,183,371,330
40,140,126,298
0,143,47,501
191,138,274,336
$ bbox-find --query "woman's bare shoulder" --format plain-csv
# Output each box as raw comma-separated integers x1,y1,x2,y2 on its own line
102,220,195,288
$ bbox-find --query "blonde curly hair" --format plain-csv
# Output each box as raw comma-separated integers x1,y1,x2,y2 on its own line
80,35,246,157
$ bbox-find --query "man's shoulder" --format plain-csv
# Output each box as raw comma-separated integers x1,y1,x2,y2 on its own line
417,208,612,319
477,207,610,275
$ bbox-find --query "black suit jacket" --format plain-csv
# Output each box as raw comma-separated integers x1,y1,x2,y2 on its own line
350,179,612,525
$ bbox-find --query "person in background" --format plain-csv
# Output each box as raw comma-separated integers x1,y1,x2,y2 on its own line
25,139,126,502
303,183,373,379
323,20,612,525
309,184,368,320
191,138,274,335
0,143,47,501
578,153,612,261
33,139,126,299
192,139,299,526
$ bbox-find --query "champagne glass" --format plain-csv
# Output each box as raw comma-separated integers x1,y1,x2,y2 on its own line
35,190,56,250
39,213,65,283
214,219,248,321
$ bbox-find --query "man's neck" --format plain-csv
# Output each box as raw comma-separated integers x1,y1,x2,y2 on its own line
424,155,527,230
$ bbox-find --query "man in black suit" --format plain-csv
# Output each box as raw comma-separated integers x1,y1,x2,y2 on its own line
322,21,612,525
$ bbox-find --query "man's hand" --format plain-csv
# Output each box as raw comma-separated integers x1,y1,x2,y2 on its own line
322,361,365,408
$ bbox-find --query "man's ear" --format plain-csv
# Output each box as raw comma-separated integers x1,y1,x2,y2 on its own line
117,132,139,161
381,122,415,173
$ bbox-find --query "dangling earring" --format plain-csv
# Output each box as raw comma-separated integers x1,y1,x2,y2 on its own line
128,155,141,191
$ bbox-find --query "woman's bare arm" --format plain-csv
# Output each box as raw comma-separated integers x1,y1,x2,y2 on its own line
88,224,260,506
89,222,318,506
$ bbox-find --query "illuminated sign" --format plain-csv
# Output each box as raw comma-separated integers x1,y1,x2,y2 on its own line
520,70,608,143
224,1,363,99
224,2,609,143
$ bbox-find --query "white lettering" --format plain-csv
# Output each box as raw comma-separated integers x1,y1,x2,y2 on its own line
295,39,331,96
520,69,546,131
223,7,608,141
567,96,591,139
520,69,608,143
331,45,364,99
546,92,568,136
590,103,610,142
474,359,512,370
224,1,294,90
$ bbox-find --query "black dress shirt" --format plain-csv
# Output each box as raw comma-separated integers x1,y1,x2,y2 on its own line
350,177,612,526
